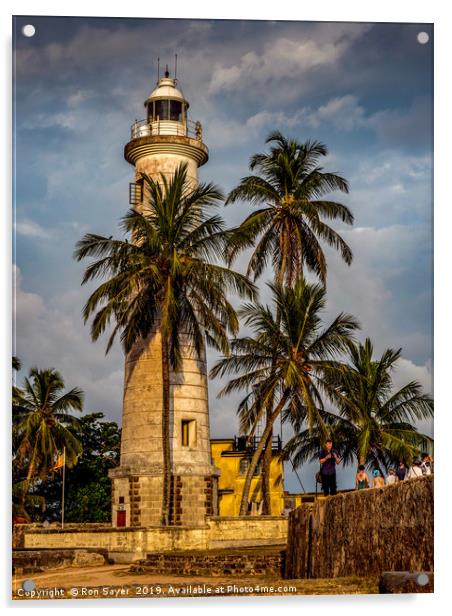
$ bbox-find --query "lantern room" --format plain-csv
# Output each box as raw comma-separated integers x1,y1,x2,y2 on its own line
144,70,188,124
128,68,203,140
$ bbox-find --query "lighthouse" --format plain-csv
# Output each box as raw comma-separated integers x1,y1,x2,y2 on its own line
109,67,218,528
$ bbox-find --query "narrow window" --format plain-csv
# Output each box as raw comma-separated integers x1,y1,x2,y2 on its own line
182,420,189,447
155,99,169,120
181,419,196,447
129,179,143,205
136,177,143,202
169,100,182,121
239,458,249,475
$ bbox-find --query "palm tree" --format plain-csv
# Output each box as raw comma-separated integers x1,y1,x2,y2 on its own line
74,162,256,525
13,367,83,515
225,131,354,512
226,130,354,286
210,278,359,515
283,338,434,472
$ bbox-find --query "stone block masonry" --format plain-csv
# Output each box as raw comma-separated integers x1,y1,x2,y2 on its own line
130,546,285,577
13,549,107,574
285,475,433,579
109,327,219,528
20,517,288,563
170,475,213,526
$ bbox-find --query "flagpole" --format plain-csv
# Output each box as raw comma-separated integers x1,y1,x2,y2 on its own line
61,447,66,529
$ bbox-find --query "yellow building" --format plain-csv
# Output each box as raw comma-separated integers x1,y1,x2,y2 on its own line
210,437,304,516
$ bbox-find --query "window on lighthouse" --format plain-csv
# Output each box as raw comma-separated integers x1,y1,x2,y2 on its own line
154,99,168,120
181,419,196,448
153,99,183,122
169,100,182,121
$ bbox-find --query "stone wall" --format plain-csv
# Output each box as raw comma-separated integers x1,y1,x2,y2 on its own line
13,549,106,574
285,475,433,579
20,516,288,563
131,547,284,577
207,516,288,548
12,523,110,549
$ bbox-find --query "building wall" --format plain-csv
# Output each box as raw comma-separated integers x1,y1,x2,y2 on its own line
210,440,285,516
285,475,434,579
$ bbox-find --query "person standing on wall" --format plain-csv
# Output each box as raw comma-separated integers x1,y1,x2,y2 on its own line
407,459,423,479
319,439,341,496
385,468,398,486
355,464,370,490
395,461,407,482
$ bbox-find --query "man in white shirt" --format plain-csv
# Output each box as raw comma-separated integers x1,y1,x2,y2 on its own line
407,460,423,479
386,468,398,485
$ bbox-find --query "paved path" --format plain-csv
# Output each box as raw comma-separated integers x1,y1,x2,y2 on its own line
13,564,378,599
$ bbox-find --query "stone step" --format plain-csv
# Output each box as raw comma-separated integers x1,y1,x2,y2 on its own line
130,546,286,577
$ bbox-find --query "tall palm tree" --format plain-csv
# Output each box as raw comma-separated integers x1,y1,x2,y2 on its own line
226,130,354,287
210,278,359,515
283,338,434,472
13,367,83,514
74,162,256,525
226,131,354,512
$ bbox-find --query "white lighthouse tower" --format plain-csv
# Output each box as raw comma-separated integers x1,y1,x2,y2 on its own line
109,67,218,528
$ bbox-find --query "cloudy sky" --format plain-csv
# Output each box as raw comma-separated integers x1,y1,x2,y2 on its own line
13,17,433,491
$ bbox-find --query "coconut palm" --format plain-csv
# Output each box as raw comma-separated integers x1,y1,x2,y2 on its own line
210,278,359,515
226,130,354,286
226,131,354,512
74,162,256,525
283,338,434,472
13,367,83,514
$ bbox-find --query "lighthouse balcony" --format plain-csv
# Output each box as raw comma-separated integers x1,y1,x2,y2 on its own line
131,118,203,141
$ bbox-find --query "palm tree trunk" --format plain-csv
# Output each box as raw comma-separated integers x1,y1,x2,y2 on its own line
161,335,171,526
19,460,36,517
261,421,273,514
239,391,289,516
260,259,286,514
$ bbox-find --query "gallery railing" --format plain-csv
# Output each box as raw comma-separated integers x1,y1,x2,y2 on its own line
130,118,203,140
233,435,282,453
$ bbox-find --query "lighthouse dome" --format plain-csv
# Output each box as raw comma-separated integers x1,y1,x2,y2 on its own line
144,76,189,108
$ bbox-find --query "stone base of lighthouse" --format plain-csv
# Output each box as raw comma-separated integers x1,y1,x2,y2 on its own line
109,465,219,528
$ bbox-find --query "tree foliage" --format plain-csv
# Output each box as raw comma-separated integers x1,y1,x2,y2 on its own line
283,338,434,472
34,413,121,523
226,131,354,286
211,278,359,513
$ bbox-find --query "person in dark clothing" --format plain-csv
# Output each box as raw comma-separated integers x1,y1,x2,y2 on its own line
319,439,341,496
395,461,407,481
